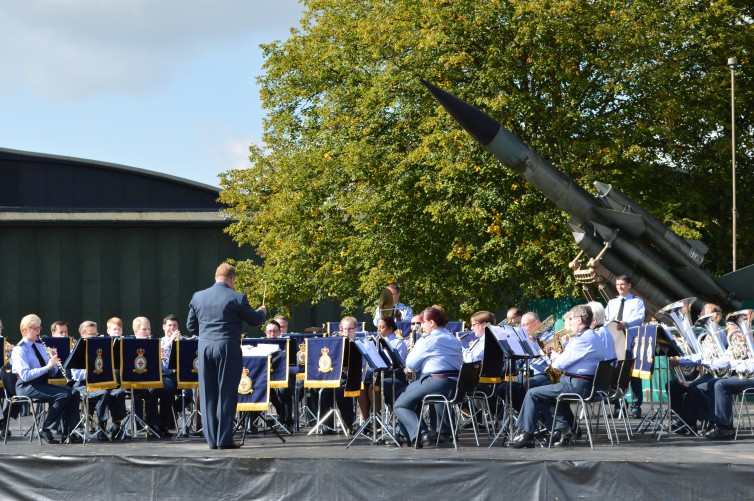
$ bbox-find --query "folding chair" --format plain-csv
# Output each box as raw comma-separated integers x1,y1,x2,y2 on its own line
1,364,42,445
416,361,482,449
548,360,614,450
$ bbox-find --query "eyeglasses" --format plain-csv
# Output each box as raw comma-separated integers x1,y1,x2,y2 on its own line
342,326,357,331
411,322,421,326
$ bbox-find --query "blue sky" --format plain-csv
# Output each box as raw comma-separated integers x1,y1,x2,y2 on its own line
0,1,304,188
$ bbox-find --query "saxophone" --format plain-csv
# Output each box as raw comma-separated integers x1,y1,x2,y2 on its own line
38,337,74,386
536,324,571,384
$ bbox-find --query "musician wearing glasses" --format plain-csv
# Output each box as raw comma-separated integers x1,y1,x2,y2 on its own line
512,304,605,448
392,305,463,448
463,311,494,363
11,314,82,444
373,284,413,326
70,321,128,441
520,312,557,389
605,275,645,418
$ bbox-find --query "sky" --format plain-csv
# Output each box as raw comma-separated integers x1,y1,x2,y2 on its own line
0,1,305,188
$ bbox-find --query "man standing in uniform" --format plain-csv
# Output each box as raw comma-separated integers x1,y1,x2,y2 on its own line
605,275,645,418
187,263,267,449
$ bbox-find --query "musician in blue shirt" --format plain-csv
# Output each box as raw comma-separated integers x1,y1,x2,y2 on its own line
512,304,606,448
373,284,413,326
11,314,81,444
605,275,645,417
392,305,462,448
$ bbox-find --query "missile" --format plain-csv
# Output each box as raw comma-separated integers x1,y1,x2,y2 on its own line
421,80,744,311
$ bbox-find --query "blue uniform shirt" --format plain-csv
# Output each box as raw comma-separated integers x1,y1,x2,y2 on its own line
406,327,462,376
373,302,414,327
462,334,485,363
386,333,408,364
595,325,617,361
11,339,58,382
551,328,605,376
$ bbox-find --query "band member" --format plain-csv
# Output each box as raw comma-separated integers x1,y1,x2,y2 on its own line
11,314,82,444
520,312,556,389
405,314,423,349
605,275,645,418
70,320,128,441
373,284,413,326
51,321,69,337
462,311,494,363
501,307,523,326
586,302,617,362
187,263,267,449
667,303,723,433
392,305,462,448
265,320,294,429
375,316,409,406
156,314,181,438
273,315,289,334
707,362,754,440
512,304,606,448
106,317,123,337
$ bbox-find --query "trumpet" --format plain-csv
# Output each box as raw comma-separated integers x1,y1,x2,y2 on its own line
38,337,74,386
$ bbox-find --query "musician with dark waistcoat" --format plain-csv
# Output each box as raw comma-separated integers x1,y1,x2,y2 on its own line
187,263,267,450
605,275,645,418
11,314,82,444
512,304,606,448
392,305,462,448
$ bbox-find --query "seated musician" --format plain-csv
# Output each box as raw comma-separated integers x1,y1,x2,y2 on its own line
131,316,175,438
157,314,182,438
70,321,128,441
512,304,605,448
11,314,82,444
106,317,123,337
520,312,556,389
372,284,413,326
361,317,409,415
706,357,754,440
501,307,523,326
265,320,295,429
50,321,69,337
667,303,724,434
587,302,617,362
392,305,463,448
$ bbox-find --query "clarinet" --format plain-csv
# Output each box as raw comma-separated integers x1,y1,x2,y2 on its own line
38,337,74,386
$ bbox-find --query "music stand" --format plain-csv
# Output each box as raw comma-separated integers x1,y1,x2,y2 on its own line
305,337,350,436
487,325,535,447
633,324,691,441
119,337,162,439
346,338,394,447
169,337,201,438
236,351,286,444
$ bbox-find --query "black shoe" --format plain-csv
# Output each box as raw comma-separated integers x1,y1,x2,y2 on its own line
438,433,454,444
109,423,121,441
218,442,242,449
158,427,174,438
67,433,84,444
415,432,434,449
553,427,576,447
705,427,735,440
40,429,60,444
510,432,534,449
612,408,620,418
631,408,642,419
94,430,109,442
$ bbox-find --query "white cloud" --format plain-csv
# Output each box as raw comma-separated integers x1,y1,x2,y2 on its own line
0,0,303,99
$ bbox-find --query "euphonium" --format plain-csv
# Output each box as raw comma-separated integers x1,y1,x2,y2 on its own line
529,315,556,342
694,314,730,377
726,310,754,377
657,297,701,387
540,327,572,384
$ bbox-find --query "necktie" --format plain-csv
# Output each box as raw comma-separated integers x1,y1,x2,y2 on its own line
31,343,49,384
616,298,625,322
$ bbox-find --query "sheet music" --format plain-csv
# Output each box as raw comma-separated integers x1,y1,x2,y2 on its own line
355,339,388,370
242,344,279,356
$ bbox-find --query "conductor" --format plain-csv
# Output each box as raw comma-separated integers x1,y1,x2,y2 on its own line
187,263,267,449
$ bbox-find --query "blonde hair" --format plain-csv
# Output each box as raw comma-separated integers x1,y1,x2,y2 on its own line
132,316,151,332
20,314,42,332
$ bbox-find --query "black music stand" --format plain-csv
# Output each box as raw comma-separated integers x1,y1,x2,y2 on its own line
634,324,692,441
487,325,535,447
346,338,397,447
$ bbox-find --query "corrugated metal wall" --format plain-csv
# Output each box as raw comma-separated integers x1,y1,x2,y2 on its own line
0,226,257,340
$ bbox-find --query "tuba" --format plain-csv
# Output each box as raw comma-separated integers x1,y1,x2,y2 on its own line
657,297,700,387
694,314,730,378
726,310,754,377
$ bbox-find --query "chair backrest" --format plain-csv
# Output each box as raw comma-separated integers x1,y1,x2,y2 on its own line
586,360,615,401
617,357,636,392
0,364,18,398
451,361,481,404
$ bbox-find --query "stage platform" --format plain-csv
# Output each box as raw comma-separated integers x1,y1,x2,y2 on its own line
2,408,754,501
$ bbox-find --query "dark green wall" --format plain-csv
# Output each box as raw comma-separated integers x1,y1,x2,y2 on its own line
0,226,257,340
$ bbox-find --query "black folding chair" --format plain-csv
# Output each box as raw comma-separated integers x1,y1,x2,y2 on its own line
416,361,482,449
1,364,43,445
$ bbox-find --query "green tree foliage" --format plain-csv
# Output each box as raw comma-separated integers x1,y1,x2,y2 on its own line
219,0,753,317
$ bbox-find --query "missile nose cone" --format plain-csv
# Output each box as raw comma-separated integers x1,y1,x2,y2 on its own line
420,80,500,146
593,181,612,196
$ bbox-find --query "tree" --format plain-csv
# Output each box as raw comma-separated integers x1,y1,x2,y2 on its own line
219,0,753,317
